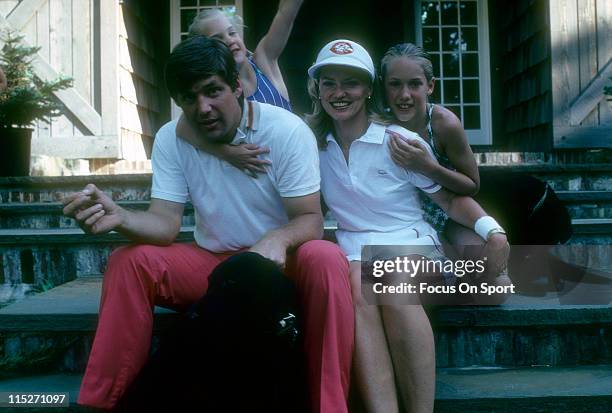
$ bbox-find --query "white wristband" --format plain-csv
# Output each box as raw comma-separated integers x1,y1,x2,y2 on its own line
474,216,503,241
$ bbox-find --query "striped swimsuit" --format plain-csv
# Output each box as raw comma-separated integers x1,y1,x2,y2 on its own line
246,57,292,111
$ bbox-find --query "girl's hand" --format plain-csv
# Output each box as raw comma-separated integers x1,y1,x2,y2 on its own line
220,143,272,177
388,135,435,175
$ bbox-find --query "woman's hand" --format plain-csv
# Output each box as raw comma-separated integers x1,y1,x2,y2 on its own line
219,143,272,177
388,134,435,175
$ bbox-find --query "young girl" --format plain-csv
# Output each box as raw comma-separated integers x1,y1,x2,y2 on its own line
306,39,509,413
380,43,572,247
176,1,303,174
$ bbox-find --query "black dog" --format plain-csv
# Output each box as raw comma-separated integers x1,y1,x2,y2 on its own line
118,252,307,412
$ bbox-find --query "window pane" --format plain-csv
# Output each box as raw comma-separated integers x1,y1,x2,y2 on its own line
430,53,441,77
421,1,440,26
443,79,460,103
431,84,441,104
464,105,480,129
181,9,197,32
442,53,460,77
446,105,461,120
423,28,440,51
440,1,458,25
462,53,479,77
462,27,478,51
181,0,197,6
460,1,477,25
442,27,460,51
201,0,219,5
463,79,479,103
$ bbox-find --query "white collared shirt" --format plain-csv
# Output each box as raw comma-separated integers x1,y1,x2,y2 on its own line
151,101,320,252
319,122,442,261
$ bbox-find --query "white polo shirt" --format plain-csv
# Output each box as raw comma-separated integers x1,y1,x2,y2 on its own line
151,101,320,252
319,122,442,261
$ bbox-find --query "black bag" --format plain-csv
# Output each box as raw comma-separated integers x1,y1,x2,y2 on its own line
118,252,307,413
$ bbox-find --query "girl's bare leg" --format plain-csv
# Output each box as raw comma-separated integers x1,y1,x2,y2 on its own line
349,261,400,413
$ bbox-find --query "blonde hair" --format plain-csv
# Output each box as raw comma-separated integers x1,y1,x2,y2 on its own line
188,8,245,37
304,74,388,149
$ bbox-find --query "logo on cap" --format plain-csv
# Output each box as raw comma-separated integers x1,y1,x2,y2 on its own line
330,41,354,55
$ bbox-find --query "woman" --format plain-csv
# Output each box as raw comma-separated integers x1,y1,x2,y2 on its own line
380,43,572,247
305,39,509,413
177,1,303,173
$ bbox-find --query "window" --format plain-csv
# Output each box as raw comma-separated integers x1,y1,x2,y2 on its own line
169,0,243,118
170,0,243,48
416,0,491,144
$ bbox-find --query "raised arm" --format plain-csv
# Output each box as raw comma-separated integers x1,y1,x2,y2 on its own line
62,184,184,245
255,0,303,64
249,191,323,268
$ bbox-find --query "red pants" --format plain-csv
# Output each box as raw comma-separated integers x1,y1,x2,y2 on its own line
78,240,354,413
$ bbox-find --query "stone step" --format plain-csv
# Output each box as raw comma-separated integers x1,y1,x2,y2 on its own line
1,191,609,229
0,365,610,413
0,220,610,286
0,373,90,412
1,279,611,372
435,364,612,412
1,365,611,412
0,227,196,286
0,175,152,204
556,190,612,219
0,201,195,229
479,163,612,191
0,278,178,376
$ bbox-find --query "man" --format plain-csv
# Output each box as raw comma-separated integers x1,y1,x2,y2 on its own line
62,36,354,413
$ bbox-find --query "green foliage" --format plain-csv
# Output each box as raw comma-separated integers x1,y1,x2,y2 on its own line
605,77,612,97
0,30,72,128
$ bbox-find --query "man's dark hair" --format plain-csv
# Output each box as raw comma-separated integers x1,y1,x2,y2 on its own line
165,36,239,100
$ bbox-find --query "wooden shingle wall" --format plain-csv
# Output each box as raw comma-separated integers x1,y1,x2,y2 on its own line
496,0,553,151
551,0,612,148
117,0,164,161
1,0,118,159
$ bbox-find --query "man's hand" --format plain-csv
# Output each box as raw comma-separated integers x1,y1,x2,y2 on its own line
248,233,289,269
62,184,124,234
482,233,510,276
388,134,435,175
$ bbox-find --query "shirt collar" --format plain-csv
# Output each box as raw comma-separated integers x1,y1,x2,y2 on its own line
325,122,387,146
230,99,260,145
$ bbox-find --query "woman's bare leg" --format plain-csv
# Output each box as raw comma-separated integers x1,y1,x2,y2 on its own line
381,303,435,413
349,261,400,413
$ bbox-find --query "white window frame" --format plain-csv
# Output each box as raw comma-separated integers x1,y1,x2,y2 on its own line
415,0,492,145
169,0,244,119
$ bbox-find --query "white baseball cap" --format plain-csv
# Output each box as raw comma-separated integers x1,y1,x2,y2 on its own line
308,39,375,80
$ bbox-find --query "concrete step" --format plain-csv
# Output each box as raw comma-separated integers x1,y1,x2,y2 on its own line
1,279,611,372
435,364,612,412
